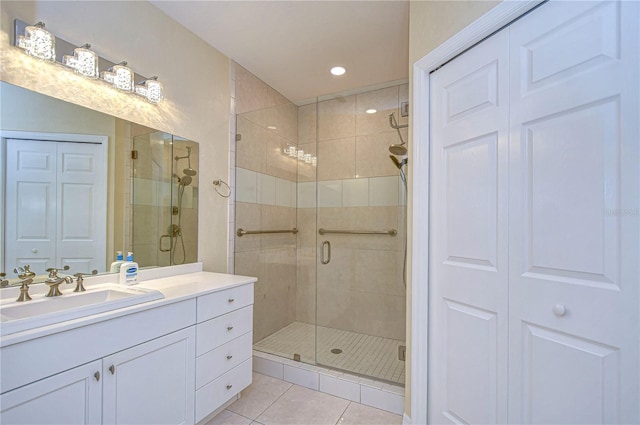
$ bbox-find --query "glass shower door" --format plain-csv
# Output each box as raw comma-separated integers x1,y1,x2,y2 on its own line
314,85,408,385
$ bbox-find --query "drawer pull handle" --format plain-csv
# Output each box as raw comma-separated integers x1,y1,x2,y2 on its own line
226,355,233,360
226,384,233,390
94,371,100,381
109,365,115,375
227,326,234,331
228,298,235,303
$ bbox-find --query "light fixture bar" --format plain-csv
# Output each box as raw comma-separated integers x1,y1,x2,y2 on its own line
13,19,163,103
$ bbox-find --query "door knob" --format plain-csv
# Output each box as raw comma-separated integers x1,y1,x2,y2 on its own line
552,304,567,317
31,248,38,254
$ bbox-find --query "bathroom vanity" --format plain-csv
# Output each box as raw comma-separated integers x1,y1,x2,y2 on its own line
0,265,256,425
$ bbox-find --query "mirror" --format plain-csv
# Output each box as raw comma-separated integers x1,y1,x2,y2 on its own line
0,81,199,282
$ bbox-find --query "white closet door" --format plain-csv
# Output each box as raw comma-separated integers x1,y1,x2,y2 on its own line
508,1,639,424
57,142,105,274
5,139,57,273
428,30,510,424
5,139,106,276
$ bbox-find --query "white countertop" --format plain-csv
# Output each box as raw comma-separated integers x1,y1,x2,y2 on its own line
0,264,257,347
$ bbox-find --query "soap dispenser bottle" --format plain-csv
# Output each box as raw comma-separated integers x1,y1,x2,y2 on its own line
119,252,139,285
109,251,124,273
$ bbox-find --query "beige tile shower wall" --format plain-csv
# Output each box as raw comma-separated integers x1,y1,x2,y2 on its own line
233,65,299,343
296,84,408,341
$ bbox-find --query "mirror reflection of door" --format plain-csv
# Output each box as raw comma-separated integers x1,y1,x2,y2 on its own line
4,136,106,276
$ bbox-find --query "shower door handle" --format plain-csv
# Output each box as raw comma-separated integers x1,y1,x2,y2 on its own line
320,240,331,265
159,234,171,252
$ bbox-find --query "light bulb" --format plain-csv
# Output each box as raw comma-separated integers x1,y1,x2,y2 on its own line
62,44,98,78
102,62,134,92
135,77,164,103
17,22,55,62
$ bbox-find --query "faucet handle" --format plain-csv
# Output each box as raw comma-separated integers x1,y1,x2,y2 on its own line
46,265,70,279
72,270,97,292
1,272,8,288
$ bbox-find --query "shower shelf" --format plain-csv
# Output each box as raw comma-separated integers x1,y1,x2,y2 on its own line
236,228,298,237
318,228,397,236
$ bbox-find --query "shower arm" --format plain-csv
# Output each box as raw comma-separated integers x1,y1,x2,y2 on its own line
389,113,408,146
389,113,408,130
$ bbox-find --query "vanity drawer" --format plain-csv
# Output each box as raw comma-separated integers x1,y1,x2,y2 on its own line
195,358,252,423
196,305,253,356
197,284,253,323
196,332,252,389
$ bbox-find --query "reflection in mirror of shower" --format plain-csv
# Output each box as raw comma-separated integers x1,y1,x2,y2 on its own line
170,145,197,265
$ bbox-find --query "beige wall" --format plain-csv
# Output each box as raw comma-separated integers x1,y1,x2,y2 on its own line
0,1,231,272
406,0,501,414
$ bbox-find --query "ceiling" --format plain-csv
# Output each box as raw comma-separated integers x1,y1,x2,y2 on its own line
150,1,409,103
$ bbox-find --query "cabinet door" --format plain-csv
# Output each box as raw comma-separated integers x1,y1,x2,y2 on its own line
102,327,195,425
0,360,102,425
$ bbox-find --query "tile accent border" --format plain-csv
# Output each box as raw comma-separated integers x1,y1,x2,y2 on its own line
252,351,405,416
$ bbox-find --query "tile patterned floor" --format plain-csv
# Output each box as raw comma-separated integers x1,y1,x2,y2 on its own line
253,322,405,384
204,373,402,425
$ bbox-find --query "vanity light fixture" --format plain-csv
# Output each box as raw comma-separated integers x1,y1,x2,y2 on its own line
101,61,134,92
283,144,316,166
16,22,55,62
284,144,297,157
135,76,164,104
62,44,98,78
13,19,165,104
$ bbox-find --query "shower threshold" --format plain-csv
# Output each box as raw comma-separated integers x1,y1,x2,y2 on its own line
254,321,405,385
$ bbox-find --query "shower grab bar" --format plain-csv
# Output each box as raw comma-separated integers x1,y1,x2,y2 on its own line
318,228,397,236
236,228,298,237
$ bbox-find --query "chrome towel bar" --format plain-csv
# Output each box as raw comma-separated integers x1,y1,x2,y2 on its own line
236,228,298,237
318,228,397,236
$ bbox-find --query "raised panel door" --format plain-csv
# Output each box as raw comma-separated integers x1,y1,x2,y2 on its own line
508,1,639,423
428,28,510,425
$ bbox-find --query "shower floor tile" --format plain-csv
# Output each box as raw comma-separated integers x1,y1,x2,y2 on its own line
254,322,405,384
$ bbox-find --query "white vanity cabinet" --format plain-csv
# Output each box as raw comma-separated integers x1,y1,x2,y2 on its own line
0,276,255,425
102,327,195,425
194,284,254,423
0,360,103,425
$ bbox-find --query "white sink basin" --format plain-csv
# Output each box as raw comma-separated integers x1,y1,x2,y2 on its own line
0,284,164,336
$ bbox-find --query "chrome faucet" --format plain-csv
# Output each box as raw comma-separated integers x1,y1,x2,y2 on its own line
0,272,8,288
45,267,72,297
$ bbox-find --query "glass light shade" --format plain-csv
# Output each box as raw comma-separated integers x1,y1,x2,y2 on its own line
284,145,296,157
297,150,305,160
134,79,164,104
304,154,312,164
62,46,98,78
17,24,55,62
102,64,134,92
312,157,317,166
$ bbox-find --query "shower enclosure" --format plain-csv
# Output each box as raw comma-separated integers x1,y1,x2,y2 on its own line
234,75,408,385
131,129,198,268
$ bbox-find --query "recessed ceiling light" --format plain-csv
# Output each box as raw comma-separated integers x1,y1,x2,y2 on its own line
330,66,346,76
365,109,377,114
267,126,277,130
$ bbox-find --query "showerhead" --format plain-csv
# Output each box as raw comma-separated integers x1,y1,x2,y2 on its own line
389,155,408,169
174,173,192,186
183,167,197,177
389,144,407,156
179,175,192,186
